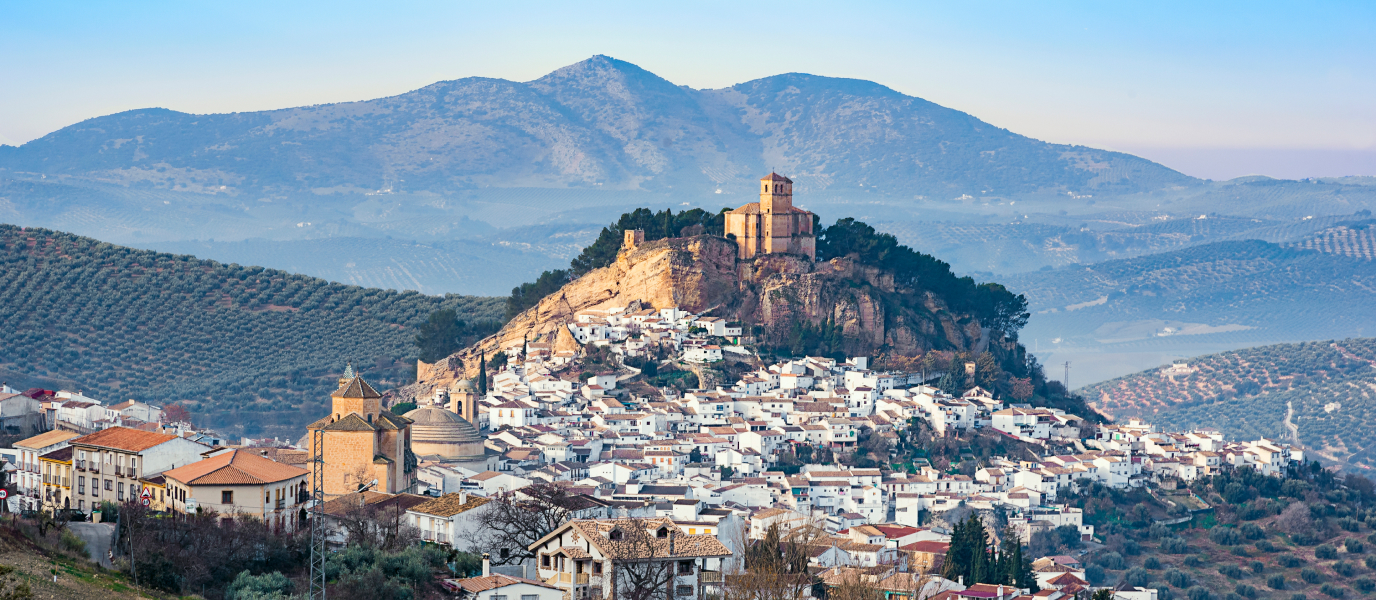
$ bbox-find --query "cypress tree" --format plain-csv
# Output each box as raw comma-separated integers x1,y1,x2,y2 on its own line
479,350,488,396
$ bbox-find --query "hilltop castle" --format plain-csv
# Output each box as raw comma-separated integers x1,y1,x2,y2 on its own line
724,173,816,260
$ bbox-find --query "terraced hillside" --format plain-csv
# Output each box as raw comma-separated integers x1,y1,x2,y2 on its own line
1081,338,1376,470
1287,220,1376,260
0,225,502,437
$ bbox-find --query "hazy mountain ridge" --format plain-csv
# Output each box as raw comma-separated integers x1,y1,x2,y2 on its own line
0,55,1192,198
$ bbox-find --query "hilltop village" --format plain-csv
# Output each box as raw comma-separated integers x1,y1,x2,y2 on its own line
1,175,1312,600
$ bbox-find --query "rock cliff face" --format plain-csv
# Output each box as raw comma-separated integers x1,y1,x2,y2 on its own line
428,234,1000,385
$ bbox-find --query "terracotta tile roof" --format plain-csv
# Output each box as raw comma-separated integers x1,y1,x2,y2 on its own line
73,426,181,452
163,449,308,486
15,429,80,449
334,376,381,399
761,173,793,183
448,574,557,593
409,493,490,518
320,413,376,432
39,446,74,462
320,491,395,516
561,518,732,560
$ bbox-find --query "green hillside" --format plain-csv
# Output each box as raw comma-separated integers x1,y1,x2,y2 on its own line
1081,338,1376,470
0,224,502,438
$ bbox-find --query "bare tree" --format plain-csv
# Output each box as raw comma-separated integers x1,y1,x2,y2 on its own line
722,517,829,600
460,483,581,565
333,494,420,551
604,519,677,600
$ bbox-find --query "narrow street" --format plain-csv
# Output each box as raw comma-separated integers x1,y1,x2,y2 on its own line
68,522,115,568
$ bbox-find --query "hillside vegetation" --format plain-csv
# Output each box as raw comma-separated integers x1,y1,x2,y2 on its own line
1081,338,1376,470
0,225,501,437
1002,240,1376,356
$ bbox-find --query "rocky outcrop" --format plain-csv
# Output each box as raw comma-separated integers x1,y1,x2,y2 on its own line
423,234,999,386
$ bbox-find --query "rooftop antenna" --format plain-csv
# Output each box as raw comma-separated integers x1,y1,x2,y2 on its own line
1063,361,1071,391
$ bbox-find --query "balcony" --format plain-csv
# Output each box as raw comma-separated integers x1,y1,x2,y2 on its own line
275,498,285,511
699,571,723,583
576,573,589,585
114,467,124,478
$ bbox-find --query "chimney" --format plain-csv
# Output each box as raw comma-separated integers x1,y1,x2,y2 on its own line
998,585,1004,600
482,553,490,577
958,576,963,586
460,490,467,504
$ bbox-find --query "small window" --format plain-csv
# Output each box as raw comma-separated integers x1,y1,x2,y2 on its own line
492,596,507,600
677,585,694,597
609,529,624,541
657,527,669,539
522,596,538,600
594,562,603,574
222,490,234,504
542,555,551,567
678,560,694,574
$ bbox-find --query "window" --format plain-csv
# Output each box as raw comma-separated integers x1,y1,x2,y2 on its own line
491,596,507,600
104,479,112,491
78,500,84,511
222,490,234,504
593,562,603,574
500,548,509,559
676,585,694,597
656,527,669,539
77,477,84,494
542,555,551,567
688,528,696,534
521,595,538,600
678,560,694,575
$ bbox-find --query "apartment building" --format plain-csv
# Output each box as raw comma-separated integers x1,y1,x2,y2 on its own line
12,430,80,511
69,426,209,508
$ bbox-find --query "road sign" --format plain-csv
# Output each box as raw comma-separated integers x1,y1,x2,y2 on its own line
186,498,198,512
142,498,150,507
141,487,151,499
0,489,7,499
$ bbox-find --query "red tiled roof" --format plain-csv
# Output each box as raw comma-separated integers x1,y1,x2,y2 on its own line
73,426,181,452
163,449,308,486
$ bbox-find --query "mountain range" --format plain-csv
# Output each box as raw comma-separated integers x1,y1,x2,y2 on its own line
0,55,1191,200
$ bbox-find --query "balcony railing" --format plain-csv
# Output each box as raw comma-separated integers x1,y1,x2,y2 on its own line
700,571,723,583
115,467,124,477
435,532,449,543
275,498,285,511
576,573,589,584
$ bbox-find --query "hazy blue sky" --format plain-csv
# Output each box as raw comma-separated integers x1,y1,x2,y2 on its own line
3,1,1373,180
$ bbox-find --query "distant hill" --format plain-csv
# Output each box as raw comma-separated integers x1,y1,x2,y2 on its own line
0,55,1191,200
998,238,1376,380
0,224,501,438
1080,338,1376,471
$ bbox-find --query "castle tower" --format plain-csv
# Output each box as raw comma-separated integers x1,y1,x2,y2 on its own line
725,173,815,260
623,229,645,251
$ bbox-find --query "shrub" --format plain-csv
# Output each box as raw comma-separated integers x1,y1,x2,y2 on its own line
1339,516,1361,532
1220,564,1244,579
1123,540,1142,556
59,530,88,557
1279,554,1304,568
1316,544,1338,559
1292,595,1308,600
1302,567,1324,584
1240,523,1265,540
1212,528,1243,545
1167,569,1192,588
1230,546,1250,557
1255,540,1277,553
1366,554,1376,570
1150,523,1171,539
1085,565,1106,585
1319,583,1345,598
1268,574,1287,590
1125,567,1151,587
1333,561,1357,577
1346,538,1365,554
1187,585,1211,600
1158,587,1174,600
1145,556,1162,570
226,571,293,600
1235,584,1258,599
1355,578,1375,593
1162,537,1191,554
1249,561,1264,574
1097,552,1125,570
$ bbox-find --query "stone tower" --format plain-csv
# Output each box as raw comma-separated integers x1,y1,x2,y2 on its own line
448,378,480,426
623,229,645,251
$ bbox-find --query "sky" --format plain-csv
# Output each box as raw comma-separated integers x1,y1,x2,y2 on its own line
2,1,1374,180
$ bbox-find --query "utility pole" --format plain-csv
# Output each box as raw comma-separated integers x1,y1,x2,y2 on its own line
309,429,326,600
1063,361,1071,391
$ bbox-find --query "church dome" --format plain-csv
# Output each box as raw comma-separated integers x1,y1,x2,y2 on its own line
454,378,477,392
403,406,485,462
